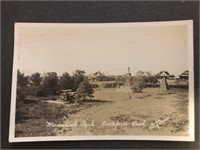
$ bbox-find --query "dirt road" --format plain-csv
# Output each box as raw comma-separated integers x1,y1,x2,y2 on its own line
54,88,189,136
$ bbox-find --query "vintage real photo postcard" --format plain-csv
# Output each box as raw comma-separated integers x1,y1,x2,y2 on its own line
9,20,194,142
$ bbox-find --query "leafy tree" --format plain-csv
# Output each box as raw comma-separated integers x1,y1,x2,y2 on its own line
131,75,145,93
144,76,158,84
17,70,29,101
115,75,126,84
77,77,94,100
40,72,59,95
72,70,85,91
135,70,158,87
17,70,29,87
135,70,144,76
59,72,73,90
30,72,42,86
16,88,26,101
135,70,151,76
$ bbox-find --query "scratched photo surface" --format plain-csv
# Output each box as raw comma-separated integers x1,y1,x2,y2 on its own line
9,21,194,142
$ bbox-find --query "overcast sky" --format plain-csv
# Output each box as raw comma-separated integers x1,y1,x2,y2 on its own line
16,22,188,77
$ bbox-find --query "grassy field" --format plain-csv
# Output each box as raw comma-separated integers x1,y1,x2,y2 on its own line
15,98,105,137
15,86,189,137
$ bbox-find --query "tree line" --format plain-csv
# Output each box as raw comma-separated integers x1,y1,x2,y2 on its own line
17,69,160,101
17,69,94,99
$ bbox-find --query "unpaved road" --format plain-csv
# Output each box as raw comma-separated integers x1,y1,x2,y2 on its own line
54,88,189,136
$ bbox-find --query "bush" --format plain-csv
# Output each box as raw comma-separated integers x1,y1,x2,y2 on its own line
144,83,159,88
131,76,145,93
91,83,99,88
144,76,158,84
102,82,117,88
77,77,94,100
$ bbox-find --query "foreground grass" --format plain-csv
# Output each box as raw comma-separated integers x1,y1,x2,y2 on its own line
15,98,100,137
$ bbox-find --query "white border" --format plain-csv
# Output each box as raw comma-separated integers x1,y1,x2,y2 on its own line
9,20,195,143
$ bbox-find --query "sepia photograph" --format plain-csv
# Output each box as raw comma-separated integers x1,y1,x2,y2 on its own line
9,20,194,142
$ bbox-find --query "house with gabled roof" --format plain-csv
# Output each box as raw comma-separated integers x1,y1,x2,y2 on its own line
179,70,189,79
156,71,175,79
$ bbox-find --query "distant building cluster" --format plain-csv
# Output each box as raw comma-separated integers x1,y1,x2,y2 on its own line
156,70,189,80
88,69,189,82
88,71,115,81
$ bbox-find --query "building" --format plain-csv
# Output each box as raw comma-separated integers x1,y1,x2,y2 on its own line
89,71,116,82
156,71,174,79
179,70,189,79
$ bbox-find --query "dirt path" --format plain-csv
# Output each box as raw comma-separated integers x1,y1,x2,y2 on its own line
54,88,189,136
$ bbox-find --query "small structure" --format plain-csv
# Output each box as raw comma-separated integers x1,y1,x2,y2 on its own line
179,70,189,79
88,71,106,81
160,78,169,90
94,71,105,77
88,71,115,81
157,71,174,79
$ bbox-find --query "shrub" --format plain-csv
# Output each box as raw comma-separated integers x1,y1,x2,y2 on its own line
77,77,94,100
144,76,158,84
131,76,145,93
102,82,117,88
115,76,126,83
91,83,99,88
